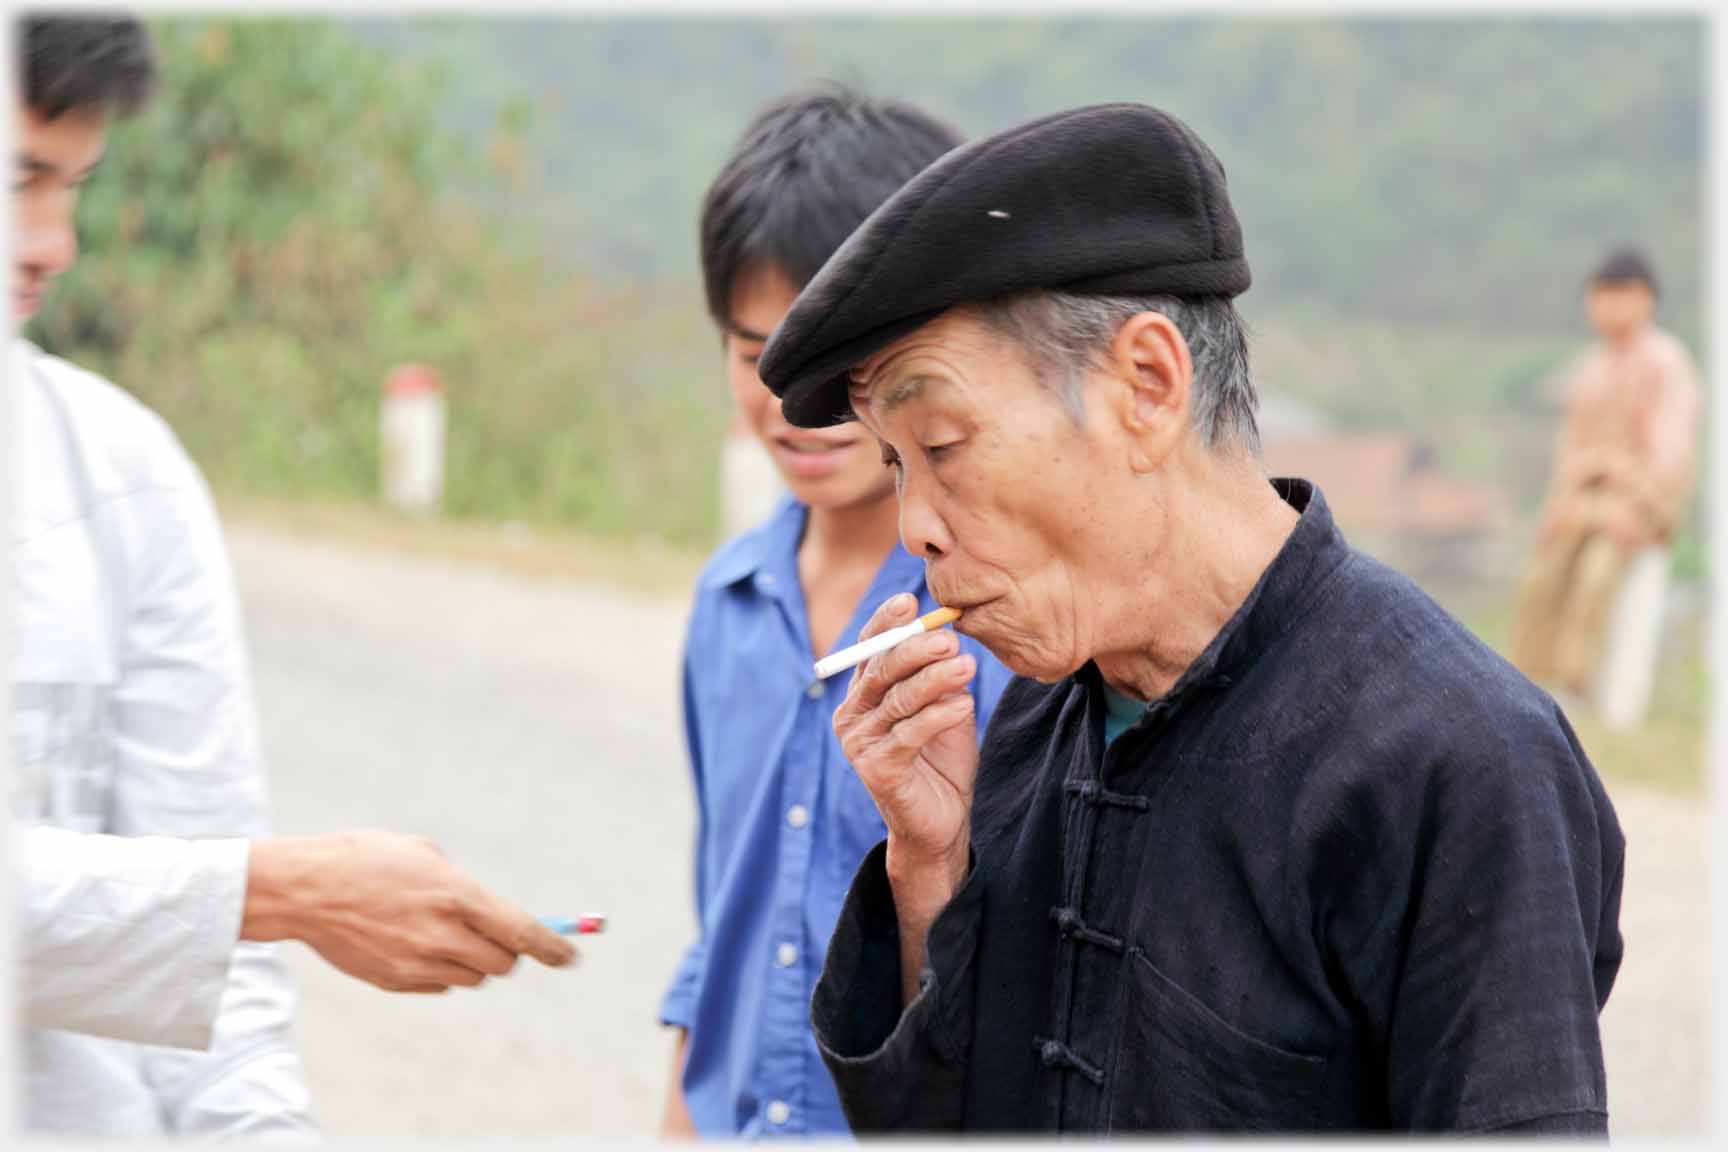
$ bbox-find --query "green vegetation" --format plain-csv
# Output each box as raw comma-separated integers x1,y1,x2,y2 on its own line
29,13,1704,566
23,15,1697,804
349,14,1703,341
28,19,729,546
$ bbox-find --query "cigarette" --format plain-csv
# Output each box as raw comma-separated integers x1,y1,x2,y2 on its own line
539,915,606,935
813,606,963,680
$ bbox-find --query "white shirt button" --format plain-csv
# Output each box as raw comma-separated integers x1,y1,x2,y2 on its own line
776,942,799,968
787,804,810,829
806,682,824,699
767,1101,791,1126
759,572,776,587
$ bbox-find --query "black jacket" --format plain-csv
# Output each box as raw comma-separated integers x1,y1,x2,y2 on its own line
812,481,1625,1134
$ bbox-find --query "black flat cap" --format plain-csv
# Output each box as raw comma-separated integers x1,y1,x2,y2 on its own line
758,102,1251,428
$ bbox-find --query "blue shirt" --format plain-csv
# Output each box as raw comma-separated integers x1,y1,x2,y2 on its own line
660,496,1013,1138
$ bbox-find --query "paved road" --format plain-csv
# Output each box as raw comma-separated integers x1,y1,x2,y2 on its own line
1598,782,1709,1137
227,526,1706,1139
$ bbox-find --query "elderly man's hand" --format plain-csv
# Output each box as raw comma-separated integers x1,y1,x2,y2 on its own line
244,830,577,993
835,594,979,918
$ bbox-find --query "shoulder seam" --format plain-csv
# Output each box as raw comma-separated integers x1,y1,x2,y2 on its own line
14,481,191,549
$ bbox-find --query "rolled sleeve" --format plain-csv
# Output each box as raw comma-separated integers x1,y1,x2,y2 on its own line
812,840,983,1132
143,939,317,1140
662,632,712,1035
1381,713,1622,1132
21,828,248,1050
659,940,708,1030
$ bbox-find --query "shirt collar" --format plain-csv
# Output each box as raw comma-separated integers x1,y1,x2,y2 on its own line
1080,478,1349,704
1103,682,1151,723
1202,478,1350,680
699,495,928,602
699,494,807,591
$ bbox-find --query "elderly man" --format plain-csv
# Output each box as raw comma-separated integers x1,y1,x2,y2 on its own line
756,104,1625,1134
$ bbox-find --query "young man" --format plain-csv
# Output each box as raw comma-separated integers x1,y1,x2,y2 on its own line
13,16,573,1137
1511,247,1702,726
657,89,1011,1139
13,16,315,1138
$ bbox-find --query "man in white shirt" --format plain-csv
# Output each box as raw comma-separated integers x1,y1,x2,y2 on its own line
12,16,575,1137
21,824,577,1047
14,333,319,1136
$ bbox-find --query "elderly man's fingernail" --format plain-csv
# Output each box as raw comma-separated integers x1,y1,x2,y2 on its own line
893,593,916,612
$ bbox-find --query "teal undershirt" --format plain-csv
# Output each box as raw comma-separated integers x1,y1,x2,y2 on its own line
1102,682,1152,747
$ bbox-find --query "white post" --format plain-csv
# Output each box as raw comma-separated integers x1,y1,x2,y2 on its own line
380,364,447,517
720,415,782,540
1592,547,1671,732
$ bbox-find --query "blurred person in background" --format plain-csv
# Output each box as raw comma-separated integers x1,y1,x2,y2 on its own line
12,16,573,1138
1511,247,1702,728
656,87,1013,1139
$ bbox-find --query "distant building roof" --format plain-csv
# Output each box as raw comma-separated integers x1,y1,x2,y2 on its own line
1262,432,1509,538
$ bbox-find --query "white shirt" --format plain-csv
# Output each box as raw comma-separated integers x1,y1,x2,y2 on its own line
11,340,316,1138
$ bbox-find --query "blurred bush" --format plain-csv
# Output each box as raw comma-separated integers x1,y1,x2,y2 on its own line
28,18,727,547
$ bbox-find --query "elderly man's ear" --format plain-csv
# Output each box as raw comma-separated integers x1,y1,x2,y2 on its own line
1107,311,1192,474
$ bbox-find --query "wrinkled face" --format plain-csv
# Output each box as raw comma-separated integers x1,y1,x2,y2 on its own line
13,104,107,323
848,306,1140,681
1586,280,1655,343
723,261,896,510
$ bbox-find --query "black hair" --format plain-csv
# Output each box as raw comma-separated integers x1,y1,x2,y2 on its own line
1589,245,1659,298
700,84,964,328
20,14,157,121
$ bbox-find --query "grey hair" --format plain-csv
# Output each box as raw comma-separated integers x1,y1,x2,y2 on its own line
977,291,1261,456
